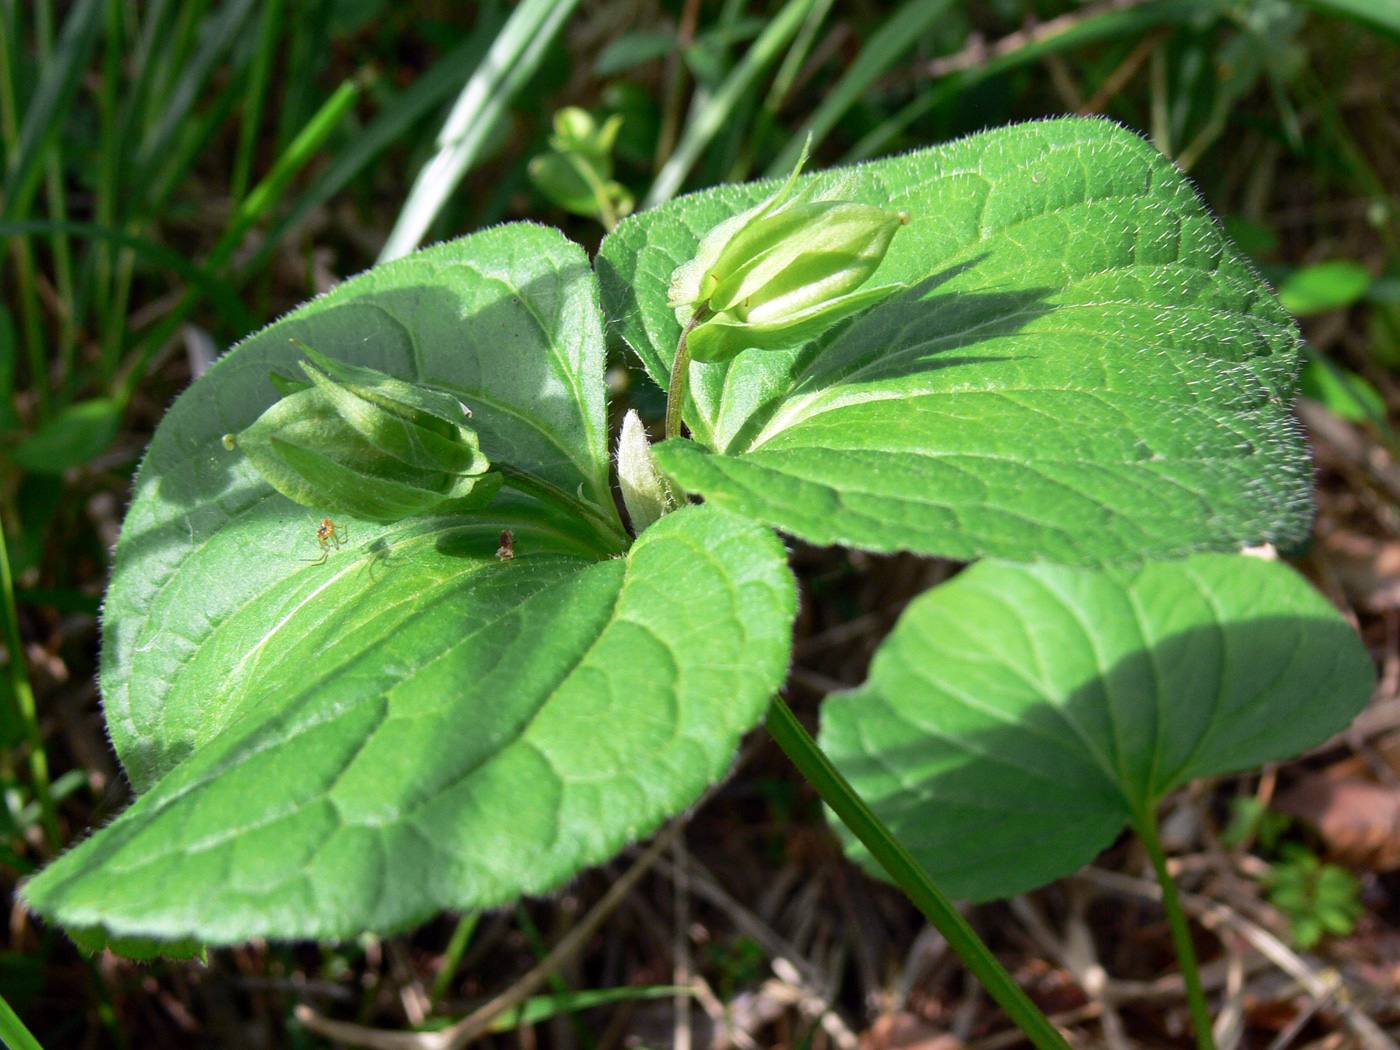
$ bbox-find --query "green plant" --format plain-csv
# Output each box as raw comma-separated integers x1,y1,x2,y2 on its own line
1265,845,1364,949
1221,794,1291,852
1220,797,1364,950
528,107,635,231
18,118,1376,1050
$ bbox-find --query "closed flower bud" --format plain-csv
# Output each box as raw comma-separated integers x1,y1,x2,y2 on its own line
616,409,673,534
222,344,500,522
669,149,909,363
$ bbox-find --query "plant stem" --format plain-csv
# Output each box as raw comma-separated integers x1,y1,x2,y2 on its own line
764,696,1074,1050
1136,807,1218,1050
665,308,708,441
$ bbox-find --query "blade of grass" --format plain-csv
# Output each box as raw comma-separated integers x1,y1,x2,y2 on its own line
430,912,480,1006
1294,0,1400,42
0,511,58,850
0,0,102,222
0,0,102,415
764,697,1075,1050
114,77,362,403
139,0,207,135
763,0,955,178
0,992,46,1050
110,0,178,179
486,986,693,1033
378,0,583,262
32,0,78,399
100,68,254,385
81,0,123,397
273,0,335,149
237,18,504,283
207,77,361,276
645,0,818,207
230,0,286,203
515,904,595,1050
0,220,255,333
726,0,834,179
132,0,259,204
0,7,47,417
844,0,1205,162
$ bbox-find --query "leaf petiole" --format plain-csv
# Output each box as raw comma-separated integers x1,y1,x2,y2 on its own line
764,695,1075,1050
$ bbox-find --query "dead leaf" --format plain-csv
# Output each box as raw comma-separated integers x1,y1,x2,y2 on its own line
1275,775,1400,870
1321,531,1400,611
860,1012,961,1050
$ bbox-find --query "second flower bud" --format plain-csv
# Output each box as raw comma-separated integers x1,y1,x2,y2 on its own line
669,151,909,363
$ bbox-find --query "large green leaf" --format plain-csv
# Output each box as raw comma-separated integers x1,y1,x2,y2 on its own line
23,224,797,942
597,118,1311,564
25,503,794,940
101,223,621,794
819,555,1374,902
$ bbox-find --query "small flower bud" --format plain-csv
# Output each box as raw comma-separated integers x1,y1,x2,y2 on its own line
223,344,500,523
616,410,673,534
669,149,909,363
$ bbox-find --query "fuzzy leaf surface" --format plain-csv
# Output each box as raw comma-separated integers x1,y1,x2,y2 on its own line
819,555,1374,901
25,505,794,940
101,223,621,793
598,118,1311,564
24,226,796,941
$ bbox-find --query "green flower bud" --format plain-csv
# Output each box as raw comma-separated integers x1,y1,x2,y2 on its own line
528,108,634,224
223,344,500,523
669,149,909,363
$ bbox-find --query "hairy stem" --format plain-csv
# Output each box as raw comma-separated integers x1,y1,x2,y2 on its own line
665,308,709,442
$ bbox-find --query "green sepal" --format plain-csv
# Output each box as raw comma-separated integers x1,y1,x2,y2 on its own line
687,281,904,363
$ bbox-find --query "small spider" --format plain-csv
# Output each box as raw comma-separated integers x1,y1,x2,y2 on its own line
305,516,347,564
496,529,515,561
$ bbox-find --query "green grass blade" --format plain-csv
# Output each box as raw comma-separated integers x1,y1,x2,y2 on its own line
115,78,361,402
207,77,361,274
110,0,178,181
0,0,102,221
0,508,58,850
765,697,1074,1050
486,986,693,1033
0,220,255,332
764,0,955,178
230,0,286,202
845,0,1208,162
1294,0,1400,41
645,0,817,207
378,0,583,262
0,992,46,1050
237,19,503,282
133,0,259,202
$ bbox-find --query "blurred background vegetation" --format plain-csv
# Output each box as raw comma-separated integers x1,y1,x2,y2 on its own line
2,0,1399,1046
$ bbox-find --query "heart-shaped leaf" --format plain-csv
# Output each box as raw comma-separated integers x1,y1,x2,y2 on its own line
101,223,624,795
24,503,794,941
819,554,1374,901
23,224,796,942
598,118,1311,564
